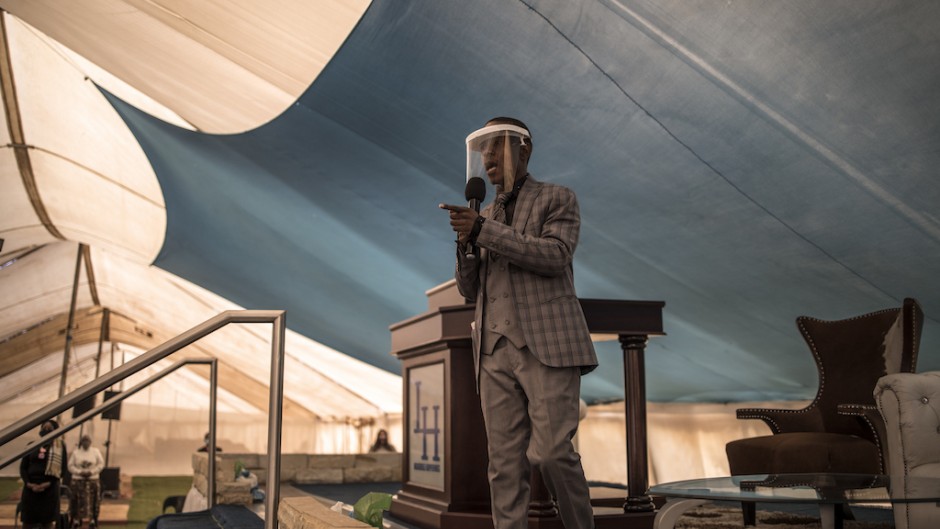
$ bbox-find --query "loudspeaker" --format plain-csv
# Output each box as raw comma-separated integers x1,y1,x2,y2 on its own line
102,390,122,420
72,395,96,418
101,467,120,495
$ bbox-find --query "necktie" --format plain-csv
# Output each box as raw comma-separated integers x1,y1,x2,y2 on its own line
491,193,511,224
488,194,510,261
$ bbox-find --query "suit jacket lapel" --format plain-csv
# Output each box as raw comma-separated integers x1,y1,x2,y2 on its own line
513,175,542,232
480,202,495,263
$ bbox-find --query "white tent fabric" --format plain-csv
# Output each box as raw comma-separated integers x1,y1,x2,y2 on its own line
0,241,404,475
0,12,166,263
1,339,402,476
0,2,404,475
577,401,808,486
0,0,371,133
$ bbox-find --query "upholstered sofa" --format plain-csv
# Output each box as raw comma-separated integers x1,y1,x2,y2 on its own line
874,371,940,529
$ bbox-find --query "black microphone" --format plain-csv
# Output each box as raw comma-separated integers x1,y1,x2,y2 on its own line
464,177,486,259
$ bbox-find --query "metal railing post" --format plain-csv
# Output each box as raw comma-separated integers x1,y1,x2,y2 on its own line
208,358,218,507
265,312,286,529
0,359,215,470
0,310,283,447
0,309,288,527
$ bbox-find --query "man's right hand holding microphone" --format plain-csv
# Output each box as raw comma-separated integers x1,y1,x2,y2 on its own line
440,176,487,257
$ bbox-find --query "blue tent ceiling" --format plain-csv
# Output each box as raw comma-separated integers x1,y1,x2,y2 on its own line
106,0,940,403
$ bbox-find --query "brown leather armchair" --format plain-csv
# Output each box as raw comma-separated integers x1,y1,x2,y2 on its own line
726,298,924,525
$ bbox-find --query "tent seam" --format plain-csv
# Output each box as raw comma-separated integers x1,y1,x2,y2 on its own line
517,0,905,307
0,13,65,241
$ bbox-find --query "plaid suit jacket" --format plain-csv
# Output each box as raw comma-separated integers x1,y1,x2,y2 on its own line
456,175,597,375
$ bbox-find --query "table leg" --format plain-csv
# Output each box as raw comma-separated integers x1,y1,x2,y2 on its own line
653,499,708,529
819,504,844,529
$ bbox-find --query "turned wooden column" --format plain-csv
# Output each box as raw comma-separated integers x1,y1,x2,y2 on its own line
620,334,654,512
579,299,664,513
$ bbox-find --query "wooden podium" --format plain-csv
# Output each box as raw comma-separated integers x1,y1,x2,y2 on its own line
389,281,664,529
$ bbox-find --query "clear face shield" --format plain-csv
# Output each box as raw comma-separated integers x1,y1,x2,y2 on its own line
466,124,531,192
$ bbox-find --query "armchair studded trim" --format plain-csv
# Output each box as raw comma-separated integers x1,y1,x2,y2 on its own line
726,298,924,527
727,298,923,476
733,406,817,435
792,299,921,441
837,404,887,474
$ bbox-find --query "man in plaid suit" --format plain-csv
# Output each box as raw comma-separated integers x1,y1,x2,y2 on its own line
441,117,597,529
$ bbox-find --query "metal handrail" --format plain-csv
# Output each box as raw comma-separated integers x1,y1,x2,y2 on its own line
0,359,220,502
0,310,286,529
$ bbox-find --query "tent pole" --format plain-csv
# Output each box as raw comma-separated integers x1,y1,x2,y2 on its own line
105,418,113,467
95,308,110,379
83,308,111,441
58,243,84,417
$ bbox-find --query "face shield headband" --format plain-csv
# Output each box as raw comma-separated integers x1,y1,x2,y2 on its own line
466,124,531,191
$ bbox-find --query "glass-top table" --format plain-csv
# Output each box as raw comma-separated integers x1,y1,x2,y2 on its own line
648,474,940,529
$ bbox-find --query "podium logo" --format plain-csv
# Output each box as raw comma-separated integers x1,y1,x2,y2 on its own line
413,380,441,472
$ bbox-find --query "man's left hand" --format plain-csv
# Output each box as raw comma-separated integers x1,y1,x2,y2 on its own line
439,204,479,243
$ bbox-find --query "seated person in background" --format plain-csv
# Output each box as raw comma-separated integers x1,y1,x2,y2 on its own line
369,429,397,453
197,432,223,452
68,434,105,529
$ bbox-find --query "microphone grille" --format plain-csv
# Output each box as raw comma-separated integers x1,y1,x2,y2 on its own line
465,177,487,201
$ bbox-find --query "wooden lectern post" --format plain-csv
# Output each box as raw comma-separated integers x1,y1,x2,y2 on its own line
389,281,664,529
389,283,492,529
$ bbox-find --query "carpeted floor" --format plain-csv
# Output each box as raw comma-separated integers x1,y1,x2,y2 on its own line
675,502,894,529
294,483,898,529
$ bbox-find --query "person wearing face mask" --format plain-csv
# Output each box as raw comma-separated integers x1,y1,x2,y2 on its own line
19,420,68,529
197,432,223,453
68,435,104,528
440,117,597,529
